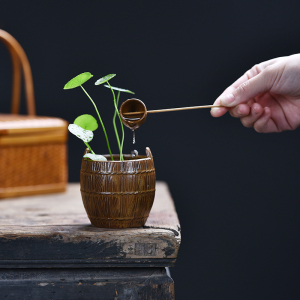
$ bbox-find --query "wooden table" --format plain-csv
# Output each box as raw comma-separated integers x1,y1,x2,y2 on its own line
0,182,181,299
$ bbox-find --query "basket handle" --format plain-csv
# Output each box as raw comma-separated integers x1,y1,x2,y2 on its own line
0,29,36,115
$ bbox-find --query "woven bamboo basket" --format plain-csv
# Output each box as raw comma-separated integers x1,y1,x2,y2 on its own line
0,29,68,198
80,147,156,228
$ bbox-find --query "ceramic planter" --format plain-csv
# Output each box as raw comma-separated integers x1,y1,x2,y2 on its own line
80,147,156,228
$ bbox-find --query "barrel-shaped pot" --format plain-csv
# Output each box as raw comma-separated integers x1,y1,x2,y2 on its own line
80,147,156,228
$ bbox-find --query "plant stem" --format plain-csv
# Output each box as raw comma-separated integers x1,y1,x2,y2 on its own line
112,91,120,137
110,88,122,160
84,142,95,154
80,85,113,160
116,91,125,158
107,82,125,161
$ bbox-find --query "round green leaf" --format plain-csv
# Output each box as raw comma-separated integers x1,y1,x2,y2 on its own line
95,74,116,85
104,85,135,94
74,114,98,131
64,72,93,89
83,153,107,161
68,124,93,142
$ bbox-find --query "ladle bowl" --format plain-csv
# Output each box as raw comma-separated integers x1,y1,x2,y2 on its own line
119,99,147,131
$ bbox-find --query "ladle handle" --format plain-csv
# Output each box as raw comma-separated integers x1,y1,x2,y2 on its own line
122,104,223,116
147,104,222,113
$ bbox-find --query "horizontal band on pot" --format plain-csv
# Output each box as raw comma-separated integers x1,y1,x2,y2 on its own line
80,169,155,175
81,189,156,195
88,216,149,221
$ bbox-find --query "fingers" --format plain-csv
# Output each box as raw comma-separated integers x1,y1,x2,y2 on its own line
211,97,276,133
253,107,272,133
237,105,272,132
211,57,280,118
210,98,228,117
229,104,251,118
219,68,275,107
236,104,273,132
230,104,276,133
240,103,264,127
211,86,236,117
231,58,280,89
211,64,272,117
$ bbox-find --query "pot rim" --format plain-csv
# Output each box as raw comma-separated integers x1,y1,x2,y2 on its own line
94,154,149,163
83,147,153,163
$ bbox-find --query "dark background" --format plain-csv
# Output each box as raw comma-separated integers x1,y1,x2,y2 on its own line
1,1,300,299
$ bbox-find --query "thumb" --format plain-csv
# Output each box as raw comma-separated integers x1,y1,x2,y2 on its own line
220,69,274,107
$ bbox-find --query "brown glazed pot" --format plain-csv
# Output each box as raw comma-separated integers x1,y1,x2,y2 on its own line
80,147,156,228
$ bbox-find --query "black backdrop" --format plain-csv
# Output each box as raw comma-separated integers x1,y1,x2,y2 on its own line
1,1,300,299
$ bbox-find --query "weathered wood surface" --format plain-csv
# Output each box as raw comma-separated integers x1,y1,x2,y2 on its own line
0,267,174,300
0,182,181,268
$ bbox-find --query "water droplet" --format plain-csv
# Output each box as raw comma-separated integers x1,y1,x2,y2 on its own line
132,130,136,144
131,150,138,157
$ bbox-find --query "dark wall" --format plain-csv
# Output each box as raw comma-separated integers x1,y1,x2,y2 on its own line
1,1,300,299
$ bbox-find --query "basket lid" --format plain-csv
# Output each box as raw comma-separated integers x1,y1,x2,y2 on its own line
0,114,67,134
0,114,68,146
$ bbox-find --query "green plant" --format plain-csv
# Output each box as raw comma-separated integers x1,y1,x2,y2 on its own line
107,85,134,160
73,114,98,154
64,72,113,160
64,72,134,161
96,81,134,161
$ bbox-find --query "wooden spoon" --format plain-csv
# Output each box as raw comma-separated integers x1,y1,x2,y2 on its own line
119,98,222,130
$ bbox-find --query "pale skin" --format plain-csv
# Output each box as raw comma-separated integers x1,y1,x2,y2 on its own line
210,54,300,133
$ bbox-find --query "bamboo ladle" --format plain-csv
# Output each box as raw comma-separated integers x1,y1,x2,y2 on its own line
119,98,222,130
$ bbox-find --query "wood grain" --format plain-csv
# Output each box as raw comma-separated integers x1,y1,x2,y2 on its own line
0,182,181,268
80,147,156,228
0,267,175,300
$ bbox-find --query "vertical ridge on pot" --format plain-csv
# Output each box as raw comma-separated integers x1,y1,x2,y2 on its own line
80,148,156,228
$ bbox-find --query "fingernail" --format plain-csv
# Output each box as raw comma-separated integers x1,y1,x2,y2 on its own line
211,107,222,115
253,107,259,115
220,93,235,106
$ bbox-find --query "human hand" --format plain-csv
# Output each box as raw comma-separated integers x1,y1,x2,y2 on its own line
211,54,300,132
